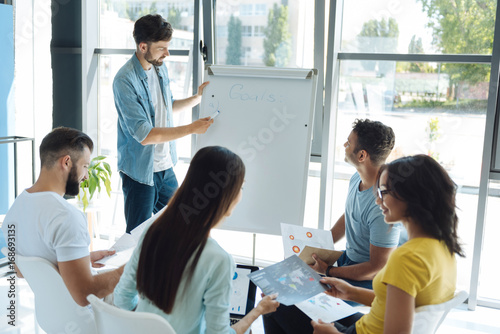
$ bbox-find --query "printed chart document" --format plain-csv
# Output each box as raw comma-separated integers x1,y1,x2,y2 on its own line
296,293,357,322
248,255,328,306
281,223,336,264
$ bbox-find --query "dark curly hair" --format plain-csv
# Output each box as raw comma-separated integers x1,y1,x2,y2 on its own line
133,14,173,45
378,154,464,257
352,119,395,165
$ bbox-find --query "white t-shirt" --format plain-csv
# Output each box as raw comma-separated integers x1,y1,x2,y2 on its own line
1,190,90,266
146,66,173,172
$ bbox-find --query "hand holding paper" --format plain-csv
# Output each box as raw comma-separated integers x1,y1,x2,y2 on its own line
320,277,355,301
296,293,356,323
95,231,137,268
248,255,328,306
95,208,165,268
298,246,343,266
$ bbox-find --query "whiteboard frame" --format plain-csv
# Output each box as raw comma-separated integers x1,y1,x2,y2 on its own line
195,65,318,235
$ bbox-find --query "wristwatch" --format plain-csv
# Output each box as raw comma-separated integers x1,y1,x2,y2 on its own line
325,264,335,277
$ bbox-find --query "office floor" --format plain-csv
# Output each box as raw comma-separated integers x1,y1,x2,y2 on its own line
1,277,500,334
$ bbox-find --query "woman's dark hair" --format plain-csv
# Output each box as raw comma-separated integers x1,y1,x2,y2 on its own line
352,119,395,166
136,146,245,313
377,154,464,257
133,14,173,45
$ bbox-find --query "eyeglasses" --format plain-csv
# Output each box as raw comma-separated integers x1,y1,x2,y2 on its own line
377,187,391,199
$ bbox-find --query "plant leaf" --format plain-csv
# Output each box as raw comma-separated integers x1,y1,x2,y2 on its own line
88,177,97,199
104,178,112,197
103,162,112,176
82,188,89,212
94,155,106,162
83,155,112,201
95,166,105,174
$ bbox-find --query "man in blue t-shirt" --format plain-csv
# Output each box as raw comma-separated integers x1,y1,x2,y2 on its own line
312,119,403,289
263,119,404,334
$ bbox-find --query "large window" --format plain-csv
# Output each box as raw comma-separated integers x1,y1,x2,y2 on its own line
98,0,195,160
331,0,496,301
94,1,196,239
87,0,500,309
333,60,489,291
342,0,495,55
215,0,314,68
208,0,321,265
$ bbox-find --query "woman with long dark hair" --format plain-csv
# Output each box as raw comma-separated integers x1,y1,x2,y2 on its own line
114,146,279,333
311,154,464,334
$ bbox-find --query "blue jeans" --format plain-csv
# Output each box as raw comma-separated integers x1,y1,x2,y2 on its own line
121,168,178,233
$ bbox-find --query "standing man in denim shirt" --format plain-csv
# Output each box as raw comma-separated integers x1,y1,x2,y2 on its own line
113,14,213,233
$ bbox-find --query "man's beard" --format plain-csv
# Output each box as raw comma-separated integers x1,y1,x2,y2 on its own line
65,166,81,196
145,50,164,67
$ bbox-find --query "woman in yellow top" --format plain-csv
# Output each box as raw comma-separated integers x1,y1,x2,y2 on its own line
311,154,464,334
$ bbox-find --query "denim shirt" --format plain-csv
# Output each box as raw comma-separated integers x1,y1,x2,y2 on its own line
113,53,177,186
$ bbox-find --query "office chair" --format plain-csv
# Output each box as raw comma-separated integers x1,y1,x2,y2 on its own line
15,255,97,334
87,294,177,334
412,290,468,334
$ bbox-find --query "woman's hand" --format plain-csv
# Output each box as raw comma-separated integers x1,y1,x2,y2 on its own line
232,293,279,334
255,293,280,315
320,277,353,300
311,319,342,334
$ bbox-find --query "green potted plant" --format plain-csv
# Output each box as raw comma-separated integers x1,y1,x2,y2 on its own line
78,155,112,212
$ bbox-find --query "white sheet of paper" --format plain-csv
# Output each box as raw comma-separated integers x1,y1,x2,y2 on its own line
295,293,357,322
109,233,136,252
281,223,335,259
96,207,167,268
95,248,134,268
130,207,166,241
130,222,147,242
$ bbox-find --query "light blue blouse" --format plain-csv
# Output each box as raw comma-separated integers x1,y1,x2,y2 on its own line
114,230,237,334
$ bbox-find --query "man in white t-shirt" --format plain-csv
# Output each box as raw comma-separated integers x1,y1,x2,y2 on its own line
1,127,123,306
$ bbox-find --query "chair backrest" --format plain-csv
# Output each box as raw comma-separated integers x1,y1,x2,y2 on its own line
87,294,177,334
412,290,468,334
15,255,97,334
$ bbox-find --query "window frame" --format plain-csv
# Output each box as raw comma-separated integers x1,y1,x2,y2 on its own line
322,0,500,311
82,0,500,311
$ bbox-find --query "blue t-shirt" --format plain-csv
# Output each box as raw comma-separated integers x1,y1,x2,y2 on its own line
345,173,401,263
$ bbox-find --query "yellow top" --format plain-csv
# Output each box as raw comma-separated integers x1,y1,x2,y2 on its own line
356,238,457,333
